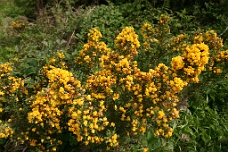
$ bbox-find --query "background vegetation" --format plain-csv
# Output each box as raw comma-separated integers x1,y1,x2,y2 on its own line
0,0,228,151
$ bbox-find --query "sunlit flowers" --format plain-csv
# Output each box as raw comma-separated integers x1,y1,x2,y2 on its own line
171,56,185,71
1,15,228,152
115,26,140,57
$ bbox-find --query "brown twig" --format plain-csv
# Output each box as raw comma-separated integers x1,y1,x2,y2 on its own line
66,29,75,47
219,26,228,37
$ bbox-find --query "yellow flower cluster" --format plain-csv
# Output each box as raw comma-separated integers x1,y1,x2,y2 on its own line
75,28,111,70
0,63,11,99
56,51,65,59
194,33,204,44
171,56,185,71
183,43,209,82
0,63,25,141
68,106,109,145
88,53,184,139
170,77,187,93
170,34,188,51
0,62,23,100
218,50,228,61
137,63,185,137
0,122,14,139
86,69,116,94
185,43,209,67
210,50,228,74
11,19,26,30
68,67,119,146
158,14,169,25
87,28,102,42
194,30,223,50
0,63,13,75
115,26,140,57
171,43,209,83
170,30,222,54
141,22,155,39
141,22,158,51
27,66,81,150
48,51,68,69
68,65,119,147
74,26,183,146
108,133,118,147
141,16,170,57
205,30,223,50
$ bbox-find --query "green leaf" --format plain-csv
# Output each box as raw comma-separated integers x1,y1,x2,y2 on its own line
23,67,38,77
24,77,36,88
147,136,161,150
27,58,38,67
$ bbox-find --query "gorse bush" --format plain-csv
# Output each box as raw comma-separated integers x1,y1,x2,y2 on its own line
1,14,228,151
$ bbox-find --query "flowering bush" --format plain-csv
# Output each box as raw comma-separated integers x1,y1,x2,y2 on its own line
0,14,228,151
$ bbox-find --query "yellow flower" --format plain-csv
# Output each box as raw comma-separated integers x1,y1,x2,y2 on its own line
214,68,222,74
184,66,195,76
0,91,4,96
83,120,88,126
86,95,92,100
49,58,56,63
113,93,119,101
171,56,185,71
143,148,149,152
110,122,115,127
30,139,37,147
140,126,146,133
52,147,57,151
57,52,65,59
88,28,102,42
158,110,165,119
71,112,77,119
0,133,6,138
170,77,187,93
159,14,169,24
115,26,140,56
172,108,179,118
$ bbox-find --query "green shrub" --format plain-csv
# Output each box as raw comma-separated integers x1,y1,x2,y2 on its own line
1,13,228,151
1,1,228,151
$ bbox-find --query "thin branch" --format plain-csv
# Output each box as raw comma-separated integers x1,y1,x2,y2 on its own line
219,26,228,37
66,29,75,47
22,145,28,152
162,0,167,12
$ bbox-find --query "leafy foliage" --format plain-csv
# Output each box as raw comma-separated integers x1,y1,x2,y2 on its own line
0,0,228,151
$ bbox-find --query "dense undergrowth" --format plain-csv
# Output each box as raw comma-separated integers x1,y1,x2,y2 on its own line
0,0,228,151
